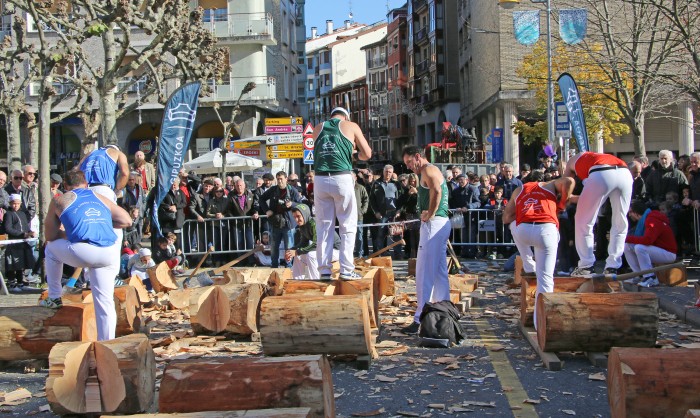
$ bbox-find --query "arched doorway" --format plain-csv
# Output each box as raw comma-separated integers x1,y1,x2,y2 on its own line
192,120,239,156
126,123,161,163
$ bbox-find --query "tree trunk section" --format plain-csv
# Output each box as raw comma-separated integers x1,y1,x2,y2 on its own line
168,288,192,310
607,347,700,418
6,110,22,172
0,305,96,361
260,295,372,356
536,292,658,352
102,409,312,417
46,334,155,415
224,267,289,296
282,281,331,295
189,284,265,335
449,274,478,293
331,272,380,329
159,355,334,417
127,275,151,304
147,262,179,293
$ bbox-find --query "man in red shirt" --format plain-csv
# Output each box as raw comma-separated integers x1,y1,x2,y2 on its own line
564,151,633,276
503,175,575,328
624,200,677,287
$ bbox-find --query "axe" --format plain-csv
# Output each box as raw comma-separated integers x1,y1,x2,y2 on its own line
357,239,406,263
576,262,685,293
185,245,262,288
446,241,462,272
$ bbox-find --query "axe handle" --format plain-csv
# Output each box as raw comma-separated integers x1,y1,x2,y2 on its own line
188,246,214,280
591,262,685,282
362,239,405,261
70,267,83,279
446,241,462,270
213,247,260,275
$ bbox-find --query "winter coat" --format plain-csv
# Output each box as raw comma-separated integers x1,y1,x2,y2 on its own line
3,209,34,271
646,166,688,203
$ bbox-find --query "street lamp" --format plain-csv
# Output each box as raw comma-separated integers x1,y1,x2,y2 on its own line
499,0,555,145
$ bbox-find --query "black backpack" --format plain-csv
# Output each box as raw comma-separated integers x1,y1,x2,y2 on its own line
418,301,465,346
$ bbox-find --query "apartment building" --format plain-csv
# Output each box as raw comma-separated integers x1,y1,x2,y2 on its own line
361,38,389,159
386,4,411,161
329,77,369,137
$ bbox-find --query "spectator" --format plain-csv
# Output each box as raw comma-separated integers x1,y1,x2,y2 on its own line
489,173,499,188
353,171,369,258
369,164,403,258
305,170,315,207
5,169,36,221
288,173,304,196
517,164,531,181
686,152,700,209
253,172,274,237
3,194,36,292
206,186,231,265
495,164,523,200
362,169,377,257
225,176,236,195
50,173,63,197
123,206,142,248
158,178,187,249
228,178,257,264
629,161,647,201
213,177,227,195
286,203,340,281
187,178,213,256
449,174,480,257
119,172,145,236
479,174,494,197
254,231,272,266
128,248,156,290
255,177,264,189
624,200,677,287
260,171,304,268
131,151,155,192
397,173,420,259
646,150,688,204
449,166,462,191
0,171,9,210
634,155,652,181
153,236,184,271
677,154,691,180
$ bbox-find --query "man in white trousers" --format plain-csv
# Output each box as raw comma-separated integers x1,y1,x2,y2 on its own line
624,200,677,287
285,204,340,281
564,151,633,276
401,145,452,334
40,170,132,341
312,107,371,280
503,174,575,328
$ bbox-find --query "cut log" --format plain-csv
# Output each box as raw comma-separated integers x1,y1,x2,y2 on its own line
283,281,331,295
225,267,290,296
536,292,658,352
513,256,524,286
654,263,687,286
0,305,97,361
147,262,178,293
167,288,192,310
126,275,150,304
46,334,155,415
374,267,395,296
189,284,265,335
369,256,392,268
260,295,372,356
449,274,478,293
520,277,622,327
449,289,462,304
607,347,700,418
159,355,334,417
408,258,416,276
102,408,312,417
332,270,380,328
38,290,84,304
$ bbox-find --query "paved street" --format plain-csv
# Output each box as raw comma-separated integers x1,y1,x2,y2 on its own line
0,259,698,417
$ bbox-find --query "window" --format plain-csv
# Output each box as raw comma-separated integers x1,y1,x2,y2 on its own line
388,67,393,82
202,8,228,23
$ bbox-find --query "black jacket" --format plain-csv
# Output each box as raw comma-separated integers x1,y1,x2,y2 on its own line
260,185,304,229
5,183,36,220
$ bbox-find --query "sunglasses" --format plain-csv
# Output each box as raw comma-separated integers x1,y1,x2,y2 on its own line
13,176,23,180
25,172,36,176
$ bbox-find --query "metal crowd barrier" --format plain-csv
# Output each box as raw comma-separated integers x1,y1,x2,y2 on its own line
448,208,515,248
179,215,268,257
694,207,700,254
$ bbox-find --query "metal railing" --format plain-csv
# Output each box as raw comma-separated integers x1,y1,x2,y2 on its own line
201,75,277,103
205,12,274,40
694,207,700,254
448,209,515,248
179,215,268,257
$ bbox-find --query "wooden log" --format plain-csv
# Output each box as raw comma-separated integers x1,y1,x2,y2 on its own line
38,290,83,304
449,274,478,293
449,289,462,304
375,267,395,296
283,281,331,295
46,334,156,415
158,355,334,417
147,262,178,293
127,275,150,303
225,267,290,296
0,305,97,361
332,270,380,328
513,256,523,286
102,409,312,417
81,286,142,336
189,284,265,335
654,263,687,286
167,288,192,310
369,256,392,268
607,347,700,418
408,258,416,276
520,277,622,327
260,295,372,356
536,292,658,352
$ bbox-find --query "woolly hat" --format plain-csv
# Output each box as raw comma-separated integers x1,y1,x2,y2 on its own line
9,194,21,202
138,248,152,258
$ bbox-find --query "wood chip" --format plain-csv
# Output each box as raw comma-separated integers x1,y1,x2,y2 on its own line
562,410,576,415
396,411,420,417
375,375,399,383
524,399,541,404
588,372,606,381
351,407,385,416
428,403,445,409
420,390,431,395
0,388,32,405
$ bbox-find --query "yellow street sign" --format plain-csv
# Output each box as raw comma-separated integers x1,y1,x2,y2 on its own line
266,151,304,159
265,117,303,126
266,144,303,152
234,141,260,149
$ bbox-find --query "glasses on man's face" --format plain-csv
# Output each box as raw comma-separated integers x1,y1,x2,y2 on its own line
25,172,36,176
13,176,23,180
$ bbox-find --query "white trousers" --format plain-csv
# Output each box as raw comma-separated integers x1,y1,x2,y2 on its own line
46,239,121,341
315,173,357,275
575,168,633,269
292,249,339,281
511,222,559,329
415,216,452,323
624,243,676,278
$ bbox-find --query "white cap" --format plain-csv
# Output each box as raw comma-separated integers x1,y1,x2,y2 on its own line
9,194,21,202
138,248,151,257
330,107,351,120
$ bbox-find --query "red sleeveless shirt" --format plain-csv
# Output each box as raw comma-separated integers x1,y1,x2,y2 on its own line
574,152,626,180
515,182,559,227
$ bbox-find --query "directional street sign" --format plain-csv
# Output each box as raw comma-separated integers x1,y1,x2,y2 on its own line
266,144,303,152
303,149,314,165
303,137,314,150
233,141,259,149
266,151,304,159
265,117,303,126
265,125,304,134
265,133,303,145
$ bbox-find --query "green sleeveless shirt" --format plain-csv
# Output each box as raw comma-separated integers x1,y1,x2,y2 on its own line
314,119,354,172
418,166,450,218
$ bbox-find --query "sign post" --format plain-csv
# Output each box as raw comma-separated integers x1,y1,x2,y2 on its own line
302,122,314,165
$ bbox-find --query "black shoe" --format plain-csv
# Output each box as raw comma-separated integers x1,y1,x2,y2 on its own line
320,274,332,282
401,321,420,335
603,268,618,275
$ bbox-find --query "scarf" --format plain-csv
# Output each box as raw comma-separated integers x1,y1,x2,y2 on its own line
633,208,651,236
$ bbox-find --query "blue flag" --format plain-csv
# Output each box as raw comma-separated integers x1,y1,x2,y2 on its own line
152,82,201,237
513,10,540,46
557,73,589,152
559,9,587,45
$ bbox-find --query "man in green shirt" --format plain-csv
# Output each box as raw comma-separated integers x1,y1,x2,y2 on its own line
312,107,372,280
401,145,452,334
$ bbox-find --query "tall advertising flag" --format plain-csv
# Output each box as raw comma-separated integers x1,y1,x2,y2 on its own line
152,82,201,236
557,73,589,152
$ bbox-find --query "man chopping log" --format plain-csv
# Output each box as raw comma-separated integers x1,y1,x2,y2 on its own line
400,145,452,335
502,173,575,327
312,107,372,280
563,151,632,276
40,170,132,341
285,203,340,281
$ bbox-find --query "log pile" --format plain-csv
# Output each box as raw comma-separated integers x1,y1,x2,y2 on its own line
223,267,291,295
188,284,266,335
46,334,156,415
536,292,658,352
159,355,334,417
607,347,700,418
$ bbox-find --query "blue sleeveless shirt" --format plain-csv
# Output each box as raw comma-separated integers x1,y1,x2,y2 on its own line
60,189,117,247
80,148,118,188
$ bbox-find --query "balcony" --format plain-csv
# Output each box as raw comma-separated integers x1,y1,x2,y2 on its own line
413,0,428,13
415,59,429,76
201,75,277,105
369,127,389,138
368,55,387,69
370,82,387,93
204,12,276,45
415,26,428,45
